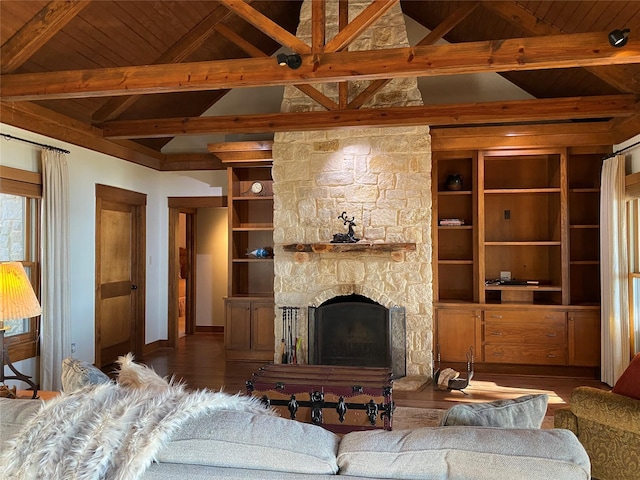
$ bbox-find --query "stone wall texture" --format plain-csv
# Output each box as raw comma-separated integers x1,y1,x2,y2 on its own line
272,0,433,376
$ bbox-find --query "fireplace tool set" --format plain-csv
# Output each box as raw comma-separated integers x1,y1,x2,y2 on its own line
279,306,300,364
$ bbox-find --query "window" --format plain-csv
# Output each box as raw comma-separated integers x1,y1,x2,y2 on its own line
0,166,41,362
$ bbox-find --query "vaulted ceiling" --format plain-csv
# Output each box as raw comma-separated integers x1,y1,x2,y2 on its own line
2,0,640,170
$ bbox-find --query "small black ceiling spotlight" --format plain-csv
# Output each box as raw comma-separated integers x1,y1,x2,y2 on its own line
277,53,302,69
608,28,631,47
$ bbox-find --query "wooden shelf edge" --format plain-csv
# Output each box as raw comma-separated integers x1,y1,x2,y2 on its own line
484,188,561,194
281,242,417,253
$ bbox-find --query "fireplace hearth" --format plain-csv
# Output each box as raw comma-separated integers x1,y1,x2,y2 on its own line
308,294,406,378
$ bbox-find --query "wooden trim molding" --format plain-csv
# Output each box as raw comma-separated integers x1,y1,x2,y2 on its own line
626,171,640,198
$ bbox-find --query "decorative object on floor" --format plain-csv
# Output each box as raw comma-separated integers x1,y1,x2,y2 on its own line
61,357,111,393
440,394,549,428
0,262,42,399
433,346,474,394
555,385,640,480
332,211,360,243
1,354,275,480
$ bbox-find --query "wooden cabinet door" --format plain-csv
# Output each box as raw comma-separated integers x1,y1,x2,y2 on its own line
251,301,275,351
435,308,480,362
568,310,600,366
225,300,251,350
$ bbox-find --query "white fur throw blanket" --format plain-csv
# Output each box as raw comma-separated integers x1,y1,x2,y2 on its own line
1,355,274,480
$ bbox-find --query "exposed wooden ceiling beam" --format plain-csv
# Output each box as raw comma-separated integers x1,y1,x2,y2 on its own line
215,17,337,110
218,0,311,54
92,4,236,122
0,101,163,169
482,1,639,94
4,32,638,102
1,0,91,74
324,0,399,53
312,0,325,55
99,95,637,139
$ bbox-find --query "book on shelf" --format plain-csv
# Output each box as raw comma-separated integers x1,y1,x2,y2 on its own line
439,218,465,226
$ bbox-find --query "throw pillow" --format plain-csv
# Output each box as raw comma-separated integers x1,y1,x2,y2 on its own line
440,393,549,428
61,357,111,393
612,352,640,400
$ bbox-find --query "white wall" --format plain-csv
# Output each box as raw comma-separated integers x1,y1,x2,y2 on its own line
0,124,227,373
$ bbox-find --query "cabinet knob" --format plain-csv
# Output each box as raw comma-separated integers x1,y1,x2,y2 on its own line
491,331,503,336
545,315,558,320
491,314,503,319
546,332,557,337
547,353,557,358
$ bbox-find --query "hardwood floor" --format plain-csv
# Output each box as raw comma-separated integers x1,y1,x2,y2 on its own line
139,333,610,415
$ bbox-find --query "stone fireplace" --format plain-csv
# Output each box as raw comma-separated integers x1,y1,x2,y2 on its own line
308,293,406,377
272,0,433,379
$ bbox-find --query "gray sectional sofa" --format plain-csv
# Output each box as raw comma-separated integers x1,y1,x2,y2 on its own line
1,396,591,480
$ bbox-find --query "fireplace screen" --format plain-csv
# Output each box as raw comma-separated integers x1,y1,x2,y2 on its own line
308,294,406,378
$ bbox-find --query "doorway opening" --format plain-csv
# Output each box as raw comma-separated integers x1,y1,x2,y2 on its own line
168,197,227,348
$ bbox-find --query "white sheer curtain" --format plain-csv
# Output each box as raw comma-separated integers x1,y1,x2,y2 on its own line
40,149,71,391
600,154,630,386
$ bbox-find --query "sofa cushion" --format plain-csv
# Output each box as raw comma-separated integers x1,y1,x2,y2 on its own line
337,426,591,480
157,409,340,475
612,352,640,400
61,357,110,393
440,394,548,428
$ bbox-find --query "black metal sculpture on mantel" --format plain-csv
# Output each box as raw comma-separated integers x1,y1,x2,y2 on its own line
332,212,360,243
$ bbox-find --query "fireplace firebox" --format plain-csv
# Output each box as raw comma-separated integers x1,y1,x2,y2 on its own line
308,294,406,378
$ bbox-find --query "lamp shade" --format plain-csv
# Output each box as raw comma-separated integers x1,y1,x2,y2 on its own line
0,262,42,322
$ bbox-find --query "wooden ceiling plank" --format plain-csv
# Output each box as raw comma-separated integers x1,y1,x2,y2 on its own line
208,140,273,152
4,31,640,101
92,4,236,122
312,0,325,55
1,0,91,74
99,94,637,138
214,22,266,58
416,1,480,46
324,0,399,53
483,1,639,93
218,0,311,54
350,2,480,110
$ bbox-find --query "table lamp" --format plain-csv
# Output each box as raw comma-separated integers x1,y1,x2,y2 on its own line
0,262,42,398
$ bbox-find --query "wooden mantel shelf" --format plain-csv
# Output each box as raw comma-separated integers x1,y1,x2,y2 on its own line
281,242,416,253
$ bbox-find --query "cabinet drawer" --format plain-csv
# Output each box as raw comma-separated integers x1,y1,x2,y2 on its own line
484,345,566,365
484,321,566,345
483,309,565,323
